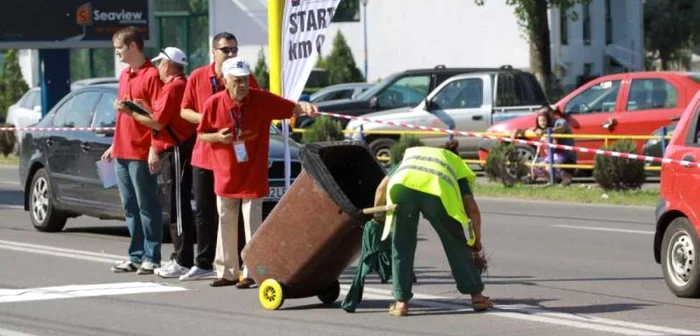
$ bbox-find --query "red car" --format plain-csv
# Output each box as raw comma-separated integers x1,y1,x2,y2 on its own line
654,89,700,298
478,72,700,166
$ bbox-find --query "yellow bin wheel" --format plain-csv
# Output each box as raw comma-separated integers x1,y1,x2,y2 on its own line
259,279,285,310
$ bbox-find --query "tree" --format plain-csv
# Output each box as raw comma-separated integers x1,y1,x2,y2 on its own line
0,49,29,123
475,0,590,99
644,0,700,70
323,31,365,85
253,48,270,90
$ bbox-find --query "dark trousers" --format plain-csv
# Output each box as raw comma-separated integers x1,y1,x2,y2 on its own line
390,185,484,301
162,137,195,268
192,166,219,270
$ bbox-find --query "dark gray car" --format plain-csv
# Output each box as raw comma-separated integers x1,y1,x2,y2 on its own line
19,84,302,232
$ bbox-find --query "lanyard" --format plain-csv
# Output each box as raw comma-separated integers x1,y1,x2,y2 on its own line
229,107,244,139
209,76,219,95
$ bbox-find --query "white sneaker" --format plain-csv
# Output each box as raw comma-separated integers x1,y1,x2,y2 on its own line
179,266,216,281
154,260,174,276
155,261,189,278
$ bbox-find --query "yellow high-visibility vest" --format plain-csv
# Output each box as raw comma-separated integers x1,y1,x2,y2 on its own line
383,147,476,246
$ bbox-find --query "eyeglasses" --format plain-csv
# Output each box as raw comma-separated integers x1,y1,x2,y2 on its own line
217,46,239,55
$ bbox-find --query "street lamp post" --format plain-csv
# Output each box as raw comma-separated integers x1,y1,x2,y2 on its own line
362,0,368,81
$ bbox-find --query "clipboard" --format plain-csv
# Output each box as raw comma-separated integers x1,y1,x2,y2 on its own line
122,100,150,116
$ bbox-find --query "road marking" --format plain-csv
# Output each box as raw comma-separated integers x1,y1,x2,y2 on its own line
0,205,23,210
342,286,700,336
552,225,654,235
0,282,186,304
0,179,19,186
4,239,699,335
0,239,124,264
0,326,39,336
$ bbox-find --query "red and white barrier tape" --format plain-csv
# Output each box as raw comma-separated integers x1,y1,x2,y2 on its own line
0,127,115,132
318,111,699,169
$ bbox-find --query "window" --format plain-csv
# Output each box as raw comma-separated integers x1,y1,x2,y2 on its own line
564,80,621,114
431,78,483,110
20,91,38,109
583,3,591,45
626,79,678,112
53,92,100,128
605,0,613,44
560,7,568,45
376,75,430,109
495,73,542,107
583,63,593,76
92,92,117,128
314,89,354,103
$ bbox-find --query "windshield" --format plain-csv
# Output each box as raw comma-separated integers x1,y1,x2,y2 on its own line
355,73,399,100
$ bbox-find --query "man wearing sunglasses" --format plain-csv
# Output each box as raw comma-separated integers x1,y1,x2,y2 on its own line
179,32,259,282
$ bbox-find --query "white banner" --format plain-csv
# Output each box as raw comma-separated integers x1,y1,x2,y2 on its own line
282,0,341,100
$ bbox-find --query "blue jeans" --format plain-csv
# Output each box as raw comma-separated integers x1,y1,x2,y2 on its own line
115,159,163,264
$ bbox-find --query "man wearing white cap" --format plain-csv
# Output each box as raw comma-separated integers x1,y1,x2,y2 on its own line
198,57,318,288
127,47,199,279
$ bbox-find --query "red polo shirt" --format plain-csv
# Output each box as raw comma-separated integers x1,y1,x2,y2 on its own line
112,60,163,161
182,62,259,170
151,76,195,152
198,89,295,199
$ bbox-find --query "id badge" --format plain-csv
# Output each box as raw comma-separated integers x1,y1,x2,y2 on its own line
233,141,249,163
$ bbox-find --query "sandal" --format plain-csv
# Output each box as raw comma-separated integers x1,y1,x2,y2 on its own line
472,296,494,312
388,302,408,317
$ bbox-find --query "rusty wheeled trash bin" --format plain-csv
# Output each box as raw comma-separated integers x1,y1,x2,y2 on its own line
241,141,385,310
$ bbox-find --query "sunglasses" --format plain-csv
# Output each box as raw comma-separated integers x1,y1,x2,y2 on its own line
160,48,174,62
217,46,239,55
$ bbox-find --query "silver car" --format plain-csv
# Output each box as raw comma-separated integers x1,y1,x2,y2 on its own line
310,83,374,103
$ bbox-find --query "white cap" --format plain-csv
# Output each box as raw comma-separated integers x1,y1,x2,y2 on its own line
152,47,188,66
222,57,250,77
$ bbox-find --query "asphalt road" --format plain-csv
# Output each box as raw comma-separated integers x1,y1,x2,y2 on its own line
0,165,699,336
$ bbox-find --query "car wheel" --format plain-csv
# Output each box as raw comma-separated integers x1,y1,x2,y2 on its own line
502,145,536,183
29,168,67,232
369,138,397,168
661,217,700,298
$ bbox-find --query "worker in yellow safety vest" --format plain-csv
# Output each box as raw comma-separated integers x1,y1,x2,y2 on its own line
374,140,494,316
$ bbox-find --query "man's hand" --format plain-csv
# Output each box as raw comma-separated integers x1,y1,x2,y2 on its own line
101,146,113,161
114,100,129,115
148,147,160,174
217,128,233,144
296,102,319,117
472,240,483,253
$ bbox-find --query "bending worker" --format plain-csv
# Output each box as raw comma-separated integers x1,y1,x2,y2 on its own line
375,140,493,316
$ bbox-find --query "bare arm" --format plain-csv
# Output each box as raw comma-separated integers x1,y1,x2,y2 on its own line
198,128,231,144
181,108,202,124
292,102,318,117
463,194,482,251
374,176,390,207
131,112,163,130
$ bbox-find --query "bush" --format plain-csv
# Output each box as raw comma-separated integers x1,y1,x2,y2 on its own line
0,50,29,123
301,116,345,144
389,134,424,166
594,139,646,191
0,123,17,157
484,141,528,187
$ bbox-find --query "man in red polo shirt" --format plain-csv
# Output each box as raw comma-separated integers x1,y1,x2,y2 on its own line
123,46,198,279
198,57,317,288
179,32,259,281
102,26,164,275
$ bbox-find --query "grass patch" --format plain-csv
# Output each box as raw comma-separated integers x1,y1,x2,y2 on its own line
473,182,659,207
0,155,19,166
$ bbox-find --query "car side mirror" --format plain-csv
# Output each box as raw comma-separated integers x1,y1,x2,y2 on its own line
33,105,41,113
424,99,433,111
369,96,379,109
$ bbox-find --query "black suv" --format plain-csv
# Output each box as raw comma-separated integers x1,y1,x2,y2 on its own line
296,65,522,128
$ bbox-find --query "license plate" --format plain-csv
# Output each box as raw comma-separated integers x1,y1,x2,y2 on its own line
267,186,286,200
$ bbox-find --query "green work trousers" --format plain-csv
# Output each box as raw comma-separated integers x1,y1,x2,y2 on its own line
390,185,484,301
